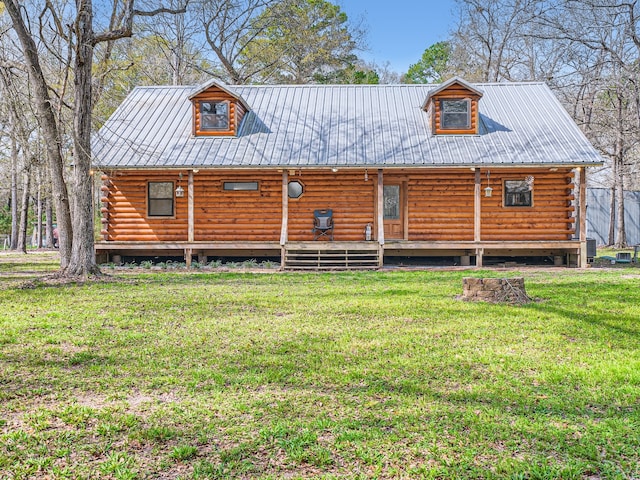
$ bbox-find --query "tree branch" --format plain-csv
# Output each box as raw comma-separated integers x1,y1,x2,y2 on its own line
93,2,188,44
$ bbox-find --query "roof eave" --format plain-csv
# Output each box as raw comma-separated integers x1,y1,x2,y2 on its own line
92,161,604,171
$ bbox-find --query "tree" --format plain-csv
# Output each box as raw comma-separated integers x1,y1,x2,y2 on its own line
238,0,365,84
199,0,278,84
451,0,545,82
532,0,640,247
0,53,41,252
4,0,186,277
448,0,640,247
316,62,379,84
405,41,455,84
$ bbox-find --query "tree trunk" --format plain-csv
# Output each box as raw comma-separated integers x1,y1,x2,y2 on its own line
613,94,626,248
5,0,74,268
64,0,100,277
16,167,30,254
36,169,43,248
614,158,626,248
10,135,19,250
607,185,615,246
46,196,54,249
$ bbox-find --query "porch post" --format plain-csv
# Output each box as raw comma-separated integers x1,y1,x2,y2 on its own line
579,167,587,268
474,168,483,267
186,171,194,268
280,170,288,246
377,169,385,267
474,168,481,242
188,171,194,243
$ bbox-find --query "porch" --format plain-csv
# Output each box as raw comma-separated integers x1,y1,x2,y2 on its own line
95,240,584,270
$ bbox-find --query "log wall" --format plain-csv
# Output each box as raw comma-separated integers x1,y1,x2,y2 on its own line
406,170,476,241
192,171,281,241
101,170,282,242
100,171,188,242
100,168,576,244
480,169,575,240
287,171,375,242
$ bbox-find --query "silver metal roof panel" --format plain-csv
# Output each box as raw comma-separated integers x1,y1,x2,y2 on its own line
93,82,604,169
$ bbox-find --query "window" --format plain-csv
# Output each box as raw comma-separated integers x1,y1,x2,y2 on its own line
288,181,304,199
440,99,471,129
504,180,533,207
200,100,229,130
148,182,174,217
223,181,259,191
383,185,400,219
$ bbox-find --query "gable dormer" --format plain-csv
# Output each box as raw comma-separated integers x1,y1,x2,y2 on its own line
189,80,251,137
423,77,483,135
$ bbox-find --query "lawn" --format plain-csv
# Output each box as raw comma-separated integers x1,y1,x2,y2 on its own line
0,254,639,479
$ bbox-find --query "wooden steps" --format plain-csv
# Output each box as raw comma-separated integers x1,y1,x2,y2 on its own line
283,244,380,270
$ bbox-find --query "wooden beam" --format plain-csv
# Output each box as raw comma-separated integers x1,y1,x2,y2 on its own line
188,171,194,242
280,170,288,246
474,168,481,241
579,167,587,268
377,169,385,246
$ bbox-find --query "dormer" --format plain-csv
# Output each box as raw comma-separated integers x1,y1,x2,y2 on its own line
189,80,251,137
423,77,483,135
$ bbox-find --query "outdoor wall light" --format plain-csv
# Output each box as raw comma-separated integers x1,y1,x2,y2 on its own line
175,172,185,197
484,170,493,197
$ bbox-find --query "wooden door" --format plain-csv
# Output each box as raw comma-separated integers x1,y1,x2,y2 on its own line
383,183,405,239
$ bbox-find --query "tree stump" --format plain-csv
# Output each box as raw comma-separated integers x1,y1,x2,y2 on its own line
462,277,530,304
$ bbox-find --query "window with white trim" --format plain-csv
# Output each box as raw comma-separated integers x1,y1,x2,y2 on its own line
200,100,229,130
440,99,471,129
148,182,174,216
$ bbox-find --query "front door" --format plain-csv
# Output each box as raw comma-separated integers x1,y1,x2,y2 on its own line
383,183,405,240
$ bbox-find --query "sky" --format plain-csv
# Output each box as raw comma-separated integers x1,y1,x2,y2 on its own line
338,0,457,74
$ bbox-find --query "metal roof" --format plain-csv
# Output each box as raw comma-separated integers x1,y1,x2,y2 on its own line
93,81,604,169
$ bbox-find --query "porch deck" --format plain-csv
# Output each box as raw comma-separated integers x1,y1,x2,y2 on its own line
95,240,584,269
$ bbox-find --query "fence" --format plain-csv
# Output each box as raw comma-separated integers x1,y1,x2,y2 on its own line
587,188,640,246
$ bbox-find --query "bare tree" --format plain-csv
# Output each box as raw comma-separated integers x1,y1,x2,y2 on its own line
0,59,39,253
534,0,640,247
4,1,74,266
134,0,207,86
452,0,546,82
450,0,640,246
4,0,186,277
16,163,30,254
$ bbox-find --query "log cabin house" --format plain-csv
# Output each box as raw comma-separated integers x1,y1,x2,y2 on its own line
93,77,603,269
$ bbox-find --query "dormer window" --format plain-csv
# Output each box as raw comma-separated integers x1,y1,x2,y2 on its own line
189,80,251,137
440,99,471,130
200,100,229,131
423,77,483,135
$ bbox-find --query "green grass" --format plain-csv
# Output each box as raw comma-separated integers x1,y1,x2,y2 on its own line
0,255,639,478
